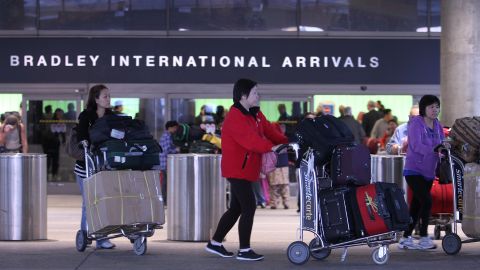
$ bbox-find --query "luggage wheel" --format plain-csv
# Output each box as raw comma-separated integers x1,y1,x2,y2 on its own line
372,246,389,265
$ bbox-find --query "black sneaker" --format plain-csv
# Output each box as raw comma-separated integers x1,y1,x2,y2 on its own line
236,249,264,261
205,242,234,258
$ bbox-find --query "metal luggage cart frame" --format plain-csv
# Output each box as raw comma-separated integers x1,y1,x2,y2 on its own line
440,143,480,255
281,143,399,265
75,140,163,255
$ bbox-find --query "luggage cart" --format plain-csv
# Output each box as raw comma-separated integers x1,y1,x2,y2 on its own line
411,153,464,240
440,143,480,255
75,140,163,255
282,143,399,265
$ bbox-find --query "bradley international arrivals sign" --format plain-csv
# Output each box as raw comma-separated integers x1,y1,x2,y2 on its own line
0,38,439,84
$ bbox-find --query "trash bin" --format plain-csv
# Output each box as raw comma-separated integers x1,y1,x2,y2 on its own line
0,153,47,240
167,154,226,241
371,154,408,198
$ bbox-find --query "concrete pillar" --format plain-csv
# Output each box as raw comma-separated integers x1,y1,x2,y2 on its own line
441,0,480,126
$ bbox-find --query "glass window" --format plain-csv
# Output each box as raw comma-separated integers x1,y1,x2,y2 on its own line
0,0,36,30
300,0,425,32
38,0,167,30
170,0,297,32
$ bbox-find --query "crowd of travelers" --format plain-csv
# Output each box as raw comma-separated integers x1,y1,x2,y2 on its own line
1,81,446,260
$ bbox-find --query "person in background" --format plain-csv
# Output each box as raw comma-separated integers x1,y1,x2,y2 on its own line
74,84,116,249
379,119,398,152
0,113,28,153
370,108,393,139
338,105,346,118
315,103,324,116
268,123,290,210
398,95,444,250
43,105,53,120
339,106,366,145
113,100,126,116
386,105,420,155
205,78,288,261
215,105,226,126
44,108,66,181
65,103,77,120
158,121,180,206
277,104,290,121
362,100,382,137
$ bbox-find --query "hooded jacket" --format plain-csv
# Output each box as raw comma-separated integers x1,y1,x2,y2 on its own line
221,103,288,181
404,115,444,179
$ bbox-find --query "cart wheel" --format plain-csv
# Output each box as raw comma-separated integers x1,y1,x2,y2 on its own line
287,241,310,265
442,233,461,255
372,246,389,265
434,225,441,240
76,230,87,252
308,239,331,260
133,236,147,256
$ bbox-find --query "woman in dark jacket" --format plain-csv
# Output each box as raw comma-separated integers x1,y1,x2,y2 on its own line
205,79,288,261
74,84,116,249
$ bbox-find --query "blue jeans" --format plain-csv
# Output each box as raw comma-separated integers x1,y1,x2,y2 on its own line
76,174,108,245
252,181,265,205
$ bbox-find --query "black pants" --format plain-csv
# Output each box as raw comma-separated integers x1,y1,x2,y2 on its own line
46,149,60,176
212,178,256,249
404,175,434,237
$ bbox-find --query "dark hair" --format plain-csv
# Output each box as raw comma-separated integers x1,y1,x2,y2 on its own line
165,120,179,130
419,95,440,116
383,109,392,115
233,78,257,103
44,105,52,113
86,84,108,111
53,108,64,120
216,105,225,115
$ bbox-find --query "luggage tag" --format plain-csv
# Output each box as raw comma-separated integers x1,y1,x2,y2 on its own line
110,129,125,139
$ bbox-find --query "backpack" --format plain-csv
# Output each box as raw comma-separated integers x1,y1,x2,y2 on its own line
65,124,85,161
295,115,354,166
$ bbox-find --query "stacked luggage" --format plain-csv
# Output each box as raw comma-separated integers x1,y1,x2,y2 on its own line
89,115,162,170
287,115,410,265
75,114,164,255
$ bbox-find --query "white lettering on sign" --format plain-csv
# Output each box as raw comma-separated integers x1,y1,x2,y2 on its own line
9,55,100,67
9,54,380,69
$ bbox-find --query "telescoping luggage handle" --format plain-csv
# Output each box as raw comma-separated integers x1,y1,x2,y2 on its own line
435,139,461,235
81,140,96,178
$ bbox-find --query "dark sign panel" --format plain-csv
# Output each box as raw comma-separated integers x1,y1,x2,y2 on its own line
0,38,439,84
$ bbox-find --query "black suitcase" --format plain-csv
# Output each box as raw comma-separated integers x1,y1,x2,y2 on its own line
381,183,410,231
318,187,356,244
330,144,371,186
96,139,161,170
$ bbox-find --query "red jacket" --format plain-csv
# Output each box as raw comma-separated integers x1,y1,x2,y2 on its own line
221,104,288,181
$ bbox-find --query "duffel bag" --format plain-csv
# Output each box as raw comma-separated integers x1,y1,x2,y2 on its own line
89,115,153,146
96,139,161,170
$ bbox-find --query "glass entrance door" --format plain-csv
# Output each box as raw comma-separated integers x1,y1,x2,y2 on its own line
23,95,82,183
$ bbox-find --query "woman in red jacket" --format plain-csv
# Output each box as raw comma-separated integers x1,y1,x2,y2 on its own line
205,78,288,261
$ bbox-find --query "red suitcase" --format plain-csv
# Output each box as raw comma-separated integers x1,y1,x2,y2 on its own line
407,178,453,215
350,183,391,236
